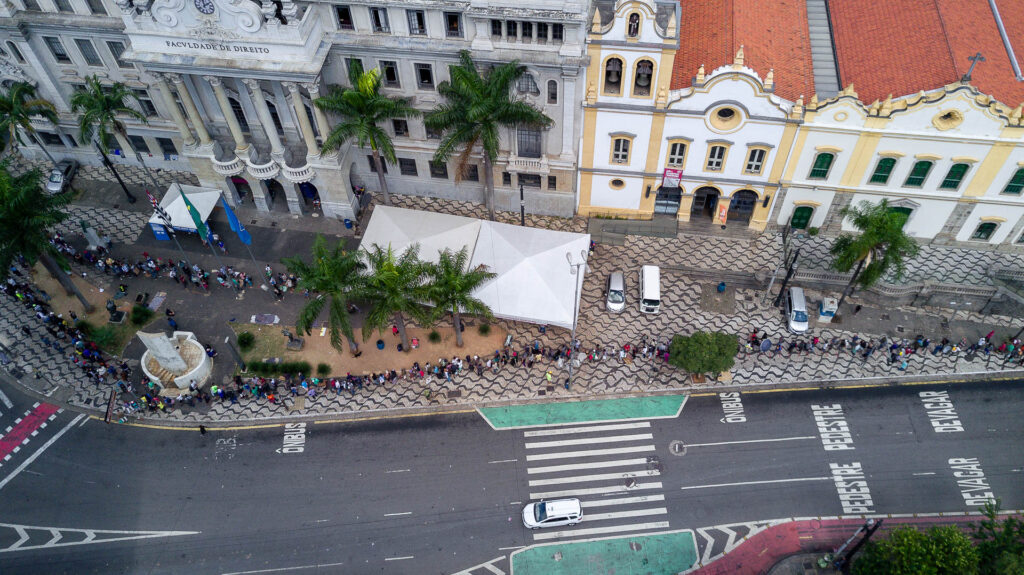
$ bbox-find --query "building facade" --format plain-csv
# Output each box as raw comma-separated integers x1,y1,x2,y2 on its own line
0,0,589,219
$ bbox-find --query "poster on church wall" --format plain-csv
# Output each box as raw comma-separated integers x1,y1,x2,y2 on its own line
662,168,683,188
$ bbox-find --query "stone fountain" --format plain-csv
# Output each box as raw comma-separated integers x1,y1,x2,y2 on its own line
137,331,212,392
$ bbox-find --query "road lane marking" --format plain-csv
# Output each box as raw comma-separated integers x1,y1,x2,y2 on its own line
0,522,199,553
523,422,651,437
530,482,663,500
384,512,412,517
528,458,649,474
0,389,12,409
384,556,414,561
685,436,816,448
583,507,668,522
489,459,518,464
222,562,349,574
831,462,874,514
498,546,523,550
812,404,855,451
532,521,670,541
528,469,660,486
949,457,997,506
680,477,830,491
525,445,655,461
385,469,410,473
580,495,665,508
0,413,84,491
913,472,936,476
524,433,654,449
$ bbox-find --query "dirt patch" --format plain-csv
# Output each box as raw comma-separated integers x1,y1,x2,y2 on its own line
232,322,508,376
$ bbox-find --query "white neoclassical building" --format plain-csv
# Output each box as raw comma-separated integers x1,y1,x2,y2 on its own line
0,0,590,219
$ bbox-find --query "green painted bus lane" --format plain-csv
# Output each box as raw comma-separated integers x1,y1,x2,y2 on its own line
510,530,698,575
478,394,688,429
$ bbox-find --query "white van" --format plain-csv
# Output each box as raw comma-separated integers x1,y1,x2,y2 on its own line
784,286,809,333
639,265,661,314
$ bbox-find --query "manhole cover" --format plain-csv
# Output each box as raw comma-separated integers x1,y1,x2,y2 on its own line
538,390,546,396
629,542,643,551
669,440,687,456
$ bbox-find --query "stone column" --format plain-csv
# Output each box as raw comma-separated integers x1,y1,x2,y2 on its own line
171,74,212,147
283,82,319,159
243,78,285,160
205,75,251,156
303,80,336,158
560,71,577,159
153,74,196,147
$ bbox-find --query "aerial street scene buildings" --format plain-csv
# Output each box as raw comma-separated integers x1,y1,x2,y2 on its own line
0,0,1022,573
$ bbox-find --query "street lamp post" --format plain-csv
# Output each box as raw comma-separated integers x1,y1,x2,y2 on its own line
519,183,526,226
566,249,589,389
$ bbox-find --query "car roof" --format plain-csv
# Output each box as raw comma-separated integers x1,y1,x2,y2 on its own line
542,498,581,515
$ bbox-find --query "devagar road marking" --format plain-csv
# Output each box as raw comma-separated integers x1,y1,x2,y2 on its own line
812,404,854,451
949,457,997,506
830,462,875,514
680,477,830,491
919,391,964,432
718,392,746,423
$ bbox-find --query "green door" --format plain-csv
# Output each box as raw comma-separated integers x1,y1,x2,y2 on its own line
790,206,813,229
888,206,912,227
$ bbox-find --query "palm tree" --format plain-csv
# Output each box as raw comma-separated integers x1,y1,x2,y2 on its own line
361,243,432,352
425,247,495,347
315,61,420,206
830,199,920,314
425,50,553,221
0,81,60,166
0,160,94,312
70,75,144,203
282,234,366,354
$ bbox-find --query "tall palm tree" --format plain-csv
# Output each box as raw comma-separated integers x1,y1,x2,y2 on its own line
425,50,553,221
282,234,366,354
315,61,420,206
830,199,920,313
361,243,432,353
70,75,144,203
425,247,495,347
0,81,59,166
0,160,94,312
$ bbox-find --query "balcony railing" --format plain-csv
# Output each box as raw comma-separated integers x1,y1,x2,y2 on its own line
281,162,316,183
211,155,245,176
246,158,281,180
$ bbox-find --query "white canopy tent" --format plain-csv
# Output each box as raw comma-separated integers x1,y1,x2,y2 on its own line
358,206,590,330
148,183,222,232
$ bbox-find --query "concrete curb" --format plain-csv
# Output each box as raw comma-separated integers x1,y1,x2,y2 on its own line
5,365,1023,429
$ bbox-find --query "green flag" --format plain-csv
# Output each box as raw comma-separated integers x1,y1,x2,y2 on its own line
180,189,209,240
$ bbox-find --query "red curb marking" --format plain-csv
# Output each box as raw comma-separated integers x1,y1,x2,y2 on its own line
0,403,60,461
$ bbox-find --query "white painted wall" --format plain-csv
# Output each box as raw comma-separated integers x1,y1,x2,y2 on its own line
845,193,955,239
777,186,835,228
955,204,1024,243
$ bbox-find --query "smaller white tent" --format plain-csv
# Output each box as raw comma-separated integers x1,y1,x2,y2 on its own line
358,205,479,264
148,183,222,232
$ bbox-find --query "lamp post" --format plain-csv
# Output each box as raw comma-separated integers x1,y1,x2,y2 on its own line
519,183,526,226
566,249,589,389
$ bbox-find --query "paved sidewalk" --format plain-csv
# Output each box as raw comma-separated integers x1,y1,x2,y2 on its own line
4,169,1024,424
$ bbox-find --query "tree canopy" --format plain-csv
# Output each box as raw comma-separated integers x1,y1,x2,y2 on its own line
853,525,979,575
667,332,736,375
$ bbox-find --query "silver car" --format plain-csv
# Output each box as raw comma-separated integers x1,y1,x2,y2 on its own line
605,271,625,312
45,160,78,195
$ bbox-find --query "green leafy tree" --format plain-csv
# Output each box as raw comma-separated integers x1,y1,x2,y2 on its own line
667,332,736,376
830,199,920,313
424,50,553,221
0,81,60,166
283,234,367,354
973,501,1024,575
425,247,496,347
315,61,420,206
362,243,432,353
0,161,93,312
852,525,979,575
70,75,146,203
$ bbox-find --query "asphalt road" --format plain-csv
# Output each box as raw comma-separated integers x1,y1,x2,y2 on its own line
0,379,1021,574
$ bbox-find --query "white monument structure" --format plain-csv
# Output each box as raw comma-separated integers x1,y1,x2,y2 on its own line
138,331,212,392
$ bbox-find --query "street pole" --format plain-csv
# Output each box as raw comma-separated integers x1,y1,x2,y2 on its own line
566,249,588,389
773,247,801,307
519,183,526,226
762,225,792,305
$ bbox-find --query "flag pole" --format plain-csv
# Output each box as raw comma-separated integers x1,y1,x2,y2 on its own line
146,186,191,270
180,189,240,294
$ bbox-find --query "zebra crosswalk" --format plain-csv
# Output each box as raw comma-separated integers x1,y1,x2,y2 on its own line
521,421,669,541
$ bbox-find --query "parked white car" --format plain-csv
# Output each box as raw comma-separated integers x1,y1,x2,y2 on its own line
522,498,582,529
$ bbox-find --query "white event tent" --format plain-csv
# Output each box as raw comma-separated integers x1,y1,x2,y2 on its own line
358,206,590,330
148,183,222,232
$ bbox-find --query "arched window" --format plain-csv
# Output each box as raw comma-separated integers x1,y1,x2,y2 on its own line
627,13,640,38
633,59,653,97
869,157,897,184
970,222,997,241
903,160,933,187
229,97,250,133
266,101,284,134
516,73,539,95
603,58,622,94
611,137,630,164
1002,167,1024,195
939,163,970,190
547,80,558,104
6,41,25,63
808,152,834,179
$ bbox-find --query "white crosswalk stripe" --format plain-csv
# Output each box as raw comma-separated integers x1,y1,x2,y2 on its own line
520,420,672,542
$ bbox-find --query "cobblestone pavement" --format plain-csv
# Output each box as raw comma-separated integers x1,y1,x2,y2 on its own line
5,174,1024,423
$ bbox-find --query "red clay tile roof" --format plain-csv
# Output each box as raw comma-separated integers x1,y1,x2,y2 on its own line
829,0,1024,106
671,0,816,102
